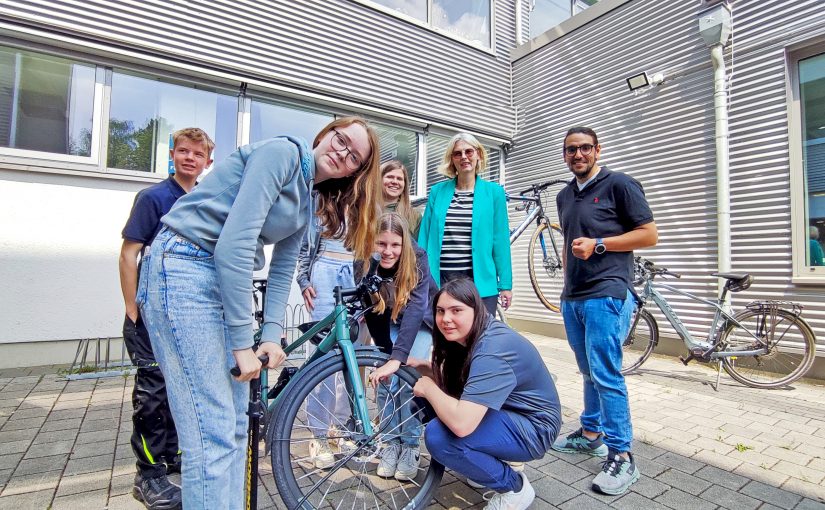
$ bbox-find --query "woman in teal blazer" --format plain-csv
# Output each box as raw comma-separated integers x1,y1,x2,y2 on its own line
418,132,512,315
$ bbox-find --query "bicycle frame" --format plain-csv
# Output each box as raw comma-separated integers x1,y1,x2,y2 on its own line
266,295,375,437
639,279,768,359
508,196,543,245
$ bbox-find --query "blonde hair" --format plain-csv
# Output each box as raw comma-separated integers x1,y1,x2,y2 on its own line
312,117,382,261
371,212,419,322
437,132,488,178
381,160,417,228
172,127,215,156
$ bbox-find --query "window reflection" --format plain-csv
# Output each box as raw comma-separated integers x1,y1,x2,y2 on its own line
799,52,825,266
376,124,418,194
426,134,451,192
530,0,599,39
250,100,332,147
370,0,426,21
108,71,235,172
433,0,491,47
0,46,95,157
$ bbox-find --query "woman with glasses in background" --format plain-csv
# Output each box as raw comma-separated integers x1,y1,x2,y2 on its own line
139,117,382,508
418,132,512,315
381,160,422,238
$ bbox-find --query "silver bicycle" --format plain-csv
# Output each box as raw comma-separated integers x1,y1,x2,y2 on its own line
622,257,817,389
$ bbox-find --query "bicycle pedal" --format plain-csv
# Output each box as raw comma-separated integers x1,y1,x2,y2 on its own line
679,355,694,366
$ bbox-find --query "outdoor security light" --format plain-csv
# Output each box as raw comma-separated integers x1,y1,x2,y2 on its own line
626,72,650,91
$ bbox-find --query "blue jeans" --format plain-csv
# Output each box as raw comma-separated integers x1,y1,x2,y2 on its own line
138,227,249,509
377,325,432,447
306,256,355,436
561,290,635,453
425,410,543,493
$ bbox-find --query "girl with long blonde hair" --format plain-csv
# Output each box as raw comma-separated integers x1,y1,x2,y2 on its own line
357,212,438,481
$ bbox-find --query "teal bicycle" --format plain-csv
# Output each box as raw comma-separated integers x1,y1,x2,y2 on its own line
246,262,443,509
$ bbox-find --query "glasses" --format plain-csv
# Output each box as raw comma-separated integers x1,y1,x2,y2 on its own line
451,148,476,159
330,128,364,170
564,144,595,157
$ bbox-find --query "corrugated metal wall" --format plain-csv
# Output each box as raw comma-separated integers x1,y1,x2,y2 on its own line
509,0,825,352
0,0,516,138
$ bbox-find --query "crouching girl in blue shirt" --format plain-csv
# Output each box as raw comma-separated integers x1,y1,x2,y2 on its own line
411,278,561,510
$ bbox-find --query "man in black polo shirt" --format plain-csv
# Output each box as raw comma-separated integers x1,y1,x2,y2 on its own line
551,127,657,497
119,128,213,510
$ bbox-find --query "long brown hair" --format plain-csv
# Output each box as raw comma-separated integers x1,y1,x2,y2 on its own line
381,160,417,228
312,117,382,261
431,278,490,398
370,212,419,322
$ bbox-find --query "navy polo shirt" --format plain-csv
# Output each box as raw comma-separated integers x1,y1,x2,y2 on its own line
555,167,653,301
122,177,186,253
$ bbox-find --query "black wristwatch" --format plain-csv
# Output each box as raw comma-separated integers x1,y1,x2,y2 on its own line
594,238,606,255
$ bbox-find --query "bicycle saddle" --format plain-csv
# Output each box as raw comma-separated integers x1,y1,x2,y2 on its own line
712,272,753,292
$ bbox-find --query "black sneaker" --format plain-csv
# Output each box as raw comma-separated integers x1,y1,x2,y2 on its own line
133,473,182,510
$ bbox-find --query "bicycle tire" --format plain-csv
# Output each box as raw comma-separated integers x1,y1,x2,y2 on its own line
269,349,443,509
720,308,816,389
621,308,658,374
528,222,565,313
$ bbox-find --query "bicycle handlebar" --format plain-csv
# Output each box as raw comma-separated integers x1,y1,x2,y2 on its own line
230,354,270,377
519,179,567,196
635,256,681,280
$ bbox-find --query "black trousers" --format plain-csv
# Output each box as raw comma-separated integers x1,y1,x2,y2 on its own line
123,314,179,477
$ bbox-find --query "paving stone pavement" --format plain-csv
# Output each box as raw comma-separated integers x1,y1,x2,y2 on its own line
1,334,824,509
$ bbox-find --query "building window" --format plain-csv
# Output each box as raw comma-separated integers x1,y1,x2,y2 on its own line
249,99,333,148
0,45,96,158
790,44,825,280
530,0,599,39
363,0,492,48
375,123,419,193
107,70,237,173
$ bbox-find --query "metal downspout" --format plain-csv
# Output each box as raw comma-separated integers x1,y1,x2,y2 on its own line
710,43,732,279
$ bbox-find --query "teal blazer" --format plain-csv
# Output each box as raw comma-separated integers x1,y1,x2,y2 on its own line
418,176,512,298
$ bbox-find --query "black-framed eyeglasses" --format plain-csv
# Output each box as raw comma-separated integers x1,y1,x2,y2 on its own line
564,144,595,157
330,128,364,170
452,148,476,159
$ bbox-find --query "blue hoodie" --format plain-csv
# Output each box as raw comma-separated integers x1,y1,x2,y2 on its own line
161,136,314,350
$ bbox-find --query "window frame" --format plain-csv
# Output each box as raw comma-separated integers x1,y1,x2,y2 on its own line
353,0,496,53
787,41,825,283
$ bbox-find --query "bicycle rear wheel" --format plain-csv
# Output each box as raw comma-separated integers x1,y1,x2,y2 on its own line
528,222,565,313
269,349,443,509
621,308,658,374
720,308,816,389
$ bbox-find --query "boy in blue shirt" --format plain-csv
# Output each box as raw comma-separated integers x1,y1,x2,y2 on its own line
119,128,213,510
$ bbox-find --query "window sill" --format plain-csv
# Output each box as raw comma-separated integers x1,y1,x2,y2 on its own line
0,157,165,184
791,275,825,285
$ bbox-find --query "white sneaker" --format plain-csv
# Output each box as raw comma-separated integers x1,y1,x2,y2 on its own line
394,446,420,481
468,460,523,489
309,439,335,470
484,472,535,510
377,443,401,478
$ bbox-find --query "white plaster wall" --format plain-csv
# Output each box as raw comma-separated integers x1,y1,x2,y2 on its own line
0,173,304,368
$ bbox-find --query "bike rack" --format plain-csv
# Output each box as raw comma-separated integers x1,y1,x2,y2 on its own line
65,337,135,380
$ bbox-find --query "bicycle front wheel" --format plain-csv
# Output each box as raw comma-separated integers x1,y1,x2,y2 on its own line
720,308,816,389
528,222,565,312
621,308,658,374
269,349,443,509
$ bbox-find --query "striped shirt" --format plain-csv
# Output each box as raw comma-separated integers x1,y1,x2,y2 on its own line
440,190,474,273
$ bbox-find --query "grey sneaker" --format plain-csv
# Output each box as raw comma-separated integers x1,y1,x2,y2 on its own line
377,443,401,478
551,428,609,456
592,450,640,496
132,473,182,510
484,472,535,510
395,446,420,481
